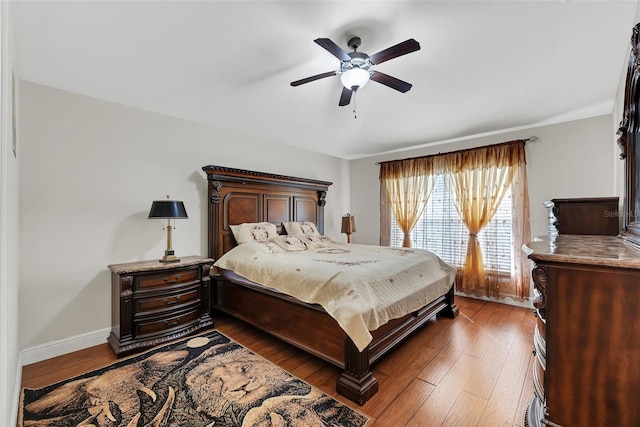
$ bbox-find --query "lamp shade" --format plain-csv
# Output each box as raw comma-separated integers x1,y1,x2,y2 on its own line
341,214,356,234
148,200,188,219
342,213,356,243
340,68,370,90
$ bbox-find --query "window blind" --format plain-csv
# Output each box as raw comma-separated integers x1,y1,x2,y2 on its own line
391,174,513,274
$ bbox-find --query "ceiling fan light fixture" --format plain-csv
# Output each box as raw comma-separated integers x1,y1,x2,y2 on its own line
340,68,370,91
291,37,420,106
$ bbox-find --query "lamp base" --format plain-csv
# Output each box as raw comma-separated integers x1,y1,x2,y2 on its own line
159,250,180,263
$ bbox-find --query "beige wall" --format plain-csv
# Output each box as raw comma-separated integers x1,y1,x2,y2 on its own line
18,81,350,354
350,114,618,250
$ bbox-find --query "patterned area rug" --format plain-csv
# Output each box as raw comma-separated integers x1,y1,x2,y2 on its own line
18,330,371,426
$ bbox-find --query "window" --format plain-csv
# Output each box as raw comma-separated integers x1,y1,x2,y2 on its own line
391,174,514,275
380,140,530,300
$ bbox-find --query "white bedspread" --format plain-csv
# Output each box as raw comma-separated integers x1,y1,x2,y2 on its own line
214,241,456,351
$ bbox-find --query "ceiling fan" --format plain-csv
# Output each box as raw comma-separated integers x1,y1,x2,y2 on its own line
291,36,421,107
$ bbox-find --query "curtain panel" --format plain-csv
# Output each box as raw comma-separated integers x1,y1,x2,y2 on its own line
379,140,531,300
379,157,441,247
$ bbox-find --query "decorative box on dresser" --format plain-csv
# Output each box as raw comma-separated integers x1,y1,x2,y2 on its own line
551,197,619,236
523,235,640,427
108,256,214,357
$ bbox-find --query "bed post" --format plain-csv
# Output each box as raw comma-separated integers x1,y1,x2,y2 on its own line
207,179,222,260
336,339,379,405
441,285,459,318
317,190,327,235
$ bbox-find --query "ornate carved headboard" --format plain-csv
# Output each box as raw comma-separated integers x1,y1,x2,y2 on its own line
202,165,333,260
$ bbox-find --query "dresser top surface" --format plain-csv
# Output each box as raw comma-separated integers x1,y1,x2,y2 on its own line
108,255,214,274
524,234,640,269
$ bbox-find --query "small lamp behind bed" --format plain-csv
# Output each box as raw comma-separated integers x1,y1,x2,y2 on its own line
148,196,188,262
341,213,356,243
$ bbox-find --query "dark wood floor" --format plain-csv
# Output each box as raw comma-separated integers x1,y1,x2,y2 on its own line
21,296,535,426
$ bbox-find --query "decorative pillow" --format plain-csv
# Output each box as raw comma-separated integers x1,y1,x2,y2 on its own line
295,234,341,249
270,235,308,251
254,240,283,254
230,222,278,244
283,221,321,236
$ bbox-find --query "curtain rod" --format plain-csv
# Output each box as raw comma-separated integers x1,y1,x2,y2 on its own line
375,136,538,165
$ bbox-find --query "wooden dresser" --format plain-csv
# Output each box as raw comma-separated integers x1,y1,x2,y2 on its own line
108,256,214,356
523,235,640,427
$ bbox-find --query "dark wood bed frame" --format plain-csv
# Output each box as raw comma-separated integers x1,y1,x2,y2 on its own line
203,165,459,404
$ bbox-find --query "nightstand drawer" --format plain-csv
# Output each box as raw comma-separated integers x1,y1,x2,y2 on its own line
134,306,200,339
134,285,200,316
136,268,199,290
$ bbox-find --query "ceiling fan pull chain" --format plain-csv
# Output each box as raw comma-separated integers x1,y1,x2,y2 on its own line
353,92,357,119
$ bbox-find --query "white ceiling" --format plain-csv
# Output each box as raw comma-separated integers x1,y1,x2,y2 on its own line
14,1,638,160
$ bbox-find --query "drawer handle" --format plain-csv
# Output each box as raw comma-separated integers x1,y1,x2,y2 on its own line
164,319,179,327
163,295,182,305
162,274,181,285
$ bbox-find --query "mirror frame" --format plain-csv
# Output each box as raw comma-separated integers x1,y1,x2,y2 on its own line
619,23,640,245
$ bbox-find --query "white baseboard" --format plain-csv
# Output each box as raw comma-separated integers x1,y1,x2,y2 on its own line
455,290,534,309
21,327,110,366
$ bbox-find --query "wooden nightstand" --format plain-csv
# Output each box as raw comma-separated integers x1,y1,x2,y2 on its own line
107,256,214,357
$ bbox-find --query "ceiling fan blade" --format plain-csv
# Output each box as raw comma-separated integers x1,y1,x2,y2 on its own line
314,38,351,61
370,71,413,93
369,38,421,65
338,86,353,106
290,71,337,87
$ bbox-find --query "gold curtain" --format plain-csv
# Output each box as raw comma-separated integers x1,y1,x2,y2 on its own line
444,143,523,296
509,156,531,300
379,157,440,247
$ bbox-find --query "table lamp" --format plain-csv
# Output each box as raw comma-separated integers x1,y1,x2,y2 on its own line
341,213,356,243
148,196,188,262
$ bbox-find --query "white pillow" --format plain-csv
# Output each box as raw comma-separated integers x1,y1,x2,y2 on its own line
283,221,321,236
270,235,308,251
230,222,278,244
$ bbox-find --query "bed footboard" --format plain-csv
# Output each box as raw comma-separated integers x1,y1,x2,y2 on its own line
212,274,456,405
337,290,455,404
